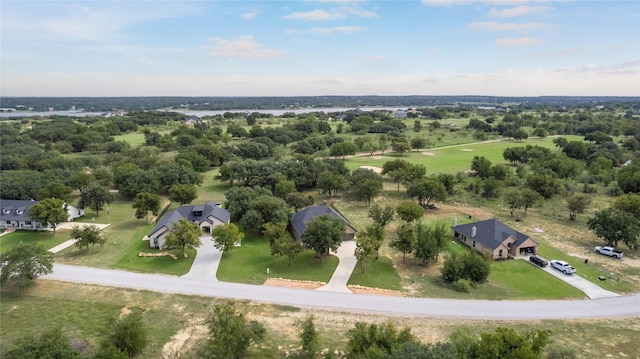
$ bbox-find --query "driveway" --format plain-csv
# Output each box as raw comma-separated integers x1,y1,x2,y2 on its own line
181,236,223,281
520,257,619,299
316,241,357,293
43,264,640,320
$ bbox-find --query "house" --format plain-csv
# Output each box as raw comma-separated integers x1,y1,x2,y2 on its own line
290,202,357,241
0,199,85,231
145,202,230,249
451,219,538,260
184,116,201,125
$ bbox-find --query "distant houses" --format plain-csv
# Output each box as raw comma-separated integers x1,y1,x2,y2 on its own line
451,219,538,260
0,199,84,231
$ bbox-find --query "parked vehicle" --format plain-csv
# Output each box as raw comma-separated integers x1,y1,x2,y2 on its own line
550,260,576,274
594,246,623,259
529,255,549,267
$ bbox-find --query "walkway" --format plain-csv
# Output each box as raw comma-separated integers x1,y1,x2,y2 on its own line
43,264,640,320
181,236,223,281
49,240,77,253
316,241,358,293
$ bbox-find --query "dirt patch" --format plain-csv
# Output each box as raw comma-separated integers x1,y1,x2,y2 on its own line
359,166,383,174
370,155,392,160
264,278,325,290
460,148,474,152
119,306,132,320
421,152,436,156
162,323,208,359
348,285,403,297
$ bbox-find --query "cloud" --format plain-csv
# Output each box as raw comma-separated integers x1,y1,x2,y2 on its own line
469,21,552,31
308,26,366,34
284,9,347,21
363,56,388,62
495,37,542,46
488,5,550,18
242,12,257,20
527,47,584,58
205,36,284,58
421,0,475,6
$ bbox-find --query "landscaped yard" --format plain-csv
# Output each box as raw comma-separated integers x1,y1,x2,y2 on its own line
348,256,402,291
0,230,71,254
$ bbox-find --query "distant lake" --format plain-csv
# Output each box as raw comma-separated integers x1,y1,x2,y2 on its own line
0,106,407,119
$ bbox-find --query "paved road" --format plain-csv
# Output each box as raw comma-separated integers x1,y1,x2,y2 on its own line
181,236,223,281
43,264,640,320
316,241,357,293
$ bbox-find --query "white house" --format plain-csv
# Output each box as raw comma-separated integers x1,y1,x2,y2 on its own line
0,199,85,231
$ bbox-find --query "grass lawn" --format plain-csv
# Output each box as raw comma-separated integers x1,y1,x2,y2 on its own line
0,229,71,254
348,256,402,291
216,231,338,285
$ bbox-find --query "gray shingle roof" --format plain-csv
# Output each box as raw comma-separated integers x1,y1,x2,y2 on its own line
290,203,356,238
0,199,39,222
149,202,230,236
453,219,530,250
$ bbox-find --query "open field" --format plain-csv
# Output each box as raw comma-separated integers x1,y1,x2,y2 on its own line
1,281,638,358
0,229,71,254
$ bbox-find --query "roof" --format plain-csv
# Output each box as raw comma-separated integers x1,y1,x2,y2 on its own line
290,203,356,238
453,219,532,250
0,199,38,222
149,202,230,235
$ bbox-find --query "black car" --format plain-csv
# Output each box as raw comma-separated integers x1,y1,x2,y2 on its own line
529,255,549,267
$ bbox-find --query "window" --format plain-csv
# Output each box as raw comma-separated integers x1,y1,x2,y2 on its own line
472,240,476,248
16,210,24,215
2,209,10,215
499,249,503,257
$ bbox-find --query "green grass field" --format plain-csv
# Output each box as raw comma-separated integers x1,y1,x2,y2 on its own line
348,256,402,290
0,230,71,254
216,231,338,285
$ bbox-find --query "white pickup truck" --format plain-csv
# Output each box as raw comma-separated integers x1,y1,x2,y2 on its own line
550,260,576,274
594,246,623,259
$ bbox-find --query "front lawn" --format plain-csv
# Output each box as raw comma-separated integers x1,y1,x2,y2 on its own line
348,256,402,291
216,232,338,285
0,230,71,254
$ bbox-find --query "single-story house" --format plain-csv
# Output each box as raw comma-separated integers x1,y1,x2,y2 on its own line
0,199,84,231
146,202,230,249
184,116,201,125
451,218,538,260
290,202,357,241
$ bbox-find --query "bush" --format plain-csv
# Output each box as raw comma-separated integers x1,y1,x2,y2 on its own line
451,278,472,293
441,252,491,284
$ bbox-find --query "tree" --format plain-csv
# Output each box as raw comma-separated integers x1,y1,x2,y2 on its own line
286,192,314,210
469,328,549,359
240,209,263,233
329,141,358,159
471,156,492,179
347,321,415,358
441,251,491,284
168,184,198,205
317,170,348,197
410,136,428,151
301,214,345,263
520,189,542,214
413,221,448,265
106,311,148,357
391,223,415,262
28,197,67,235
350,168,383,206
566,194,591,221
588,208,640,250
504,189,524,216
617,164,640,193
270,235,304,266
392,140,411,156
396,201,424,222
367,203,395,228
525,173,559,199
407,177,447,207
36,182,73,202
3,327,81,359
71,224,107,251
117,168,161,199
206,302,266,359
212,223,244,256
165,218,203,256
364,223,385,257
0,243,54,289
298,315,320,359
613,193,640,219
354,234,376,273
78,183,113,216
132,192,161,223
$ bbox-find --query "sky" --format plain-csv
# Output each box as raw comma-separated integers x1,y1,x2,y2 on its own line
1,0,639,97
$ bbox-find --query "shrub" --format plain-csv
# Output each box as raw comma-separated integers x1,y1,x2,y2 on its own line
452,278,472,293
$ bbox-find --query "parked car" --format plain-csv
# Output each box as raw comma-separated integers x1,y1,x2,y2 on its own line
529,255,549,267
550,260,576,274
594,246,623,259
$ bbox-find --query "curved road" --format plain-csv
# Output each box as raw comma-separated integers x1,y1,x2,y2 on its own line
43,264,639,320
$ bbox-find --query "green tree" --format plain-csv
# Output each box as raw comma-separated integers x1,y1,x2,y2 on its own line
298,315,320,359
391,223,415,262
206,302,266,359
613,193,640,219
396,201,424,222
0,243,54,289
240,209,263,233
566,193,591,220
367,203,395,228
106,311,148,357
469,328,549,359
36,182,73,202
392,140,411,156
413,221,448,265
407,177,447,206
317,171,348,197
329,141,358,159
350,168,383,206
28,197,67,235
588,208,640,250
269,225,304,266
71,224,107,251
301,214,345,263
442,251,491,284
354,234,376,273
347,321,415,358
471,156,492,179
78,183,113,216
520,188,542,213
617,164,640,193
132,192,162,223
165,218,203,256
3,327,81,359
212,223,244,256
169,184,198,205
410,136,428,151
504,189,524,216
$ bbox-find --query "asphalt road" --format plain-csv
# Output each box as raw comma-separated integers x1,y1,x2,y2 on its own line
43,264,640,320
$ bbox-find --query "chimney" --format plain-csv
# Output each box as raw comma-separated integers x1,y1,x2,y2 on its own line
471,226,477,238
216,202,221,208
323,200,327,206
453,216,458,227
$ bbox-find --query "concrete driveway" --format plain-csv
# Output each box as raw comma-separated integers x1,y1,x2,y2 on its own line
316,240,357,293
521,257,619,299
181,236,223,281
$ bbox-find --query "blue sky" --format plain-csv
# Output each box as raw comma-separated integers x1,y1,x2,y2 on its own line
1,0,639,97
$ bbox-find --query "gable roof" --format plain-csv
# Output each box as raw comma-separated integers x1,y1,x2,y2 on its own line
149,202,230,235
290,203,356,238
454,219,531,250
0,199,39,222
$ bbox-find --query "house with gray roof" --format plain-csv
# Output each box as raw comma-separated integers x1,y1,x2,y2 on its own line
290,202,357,241
451,219,538,260
0,199,84,231
146,202,230,249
